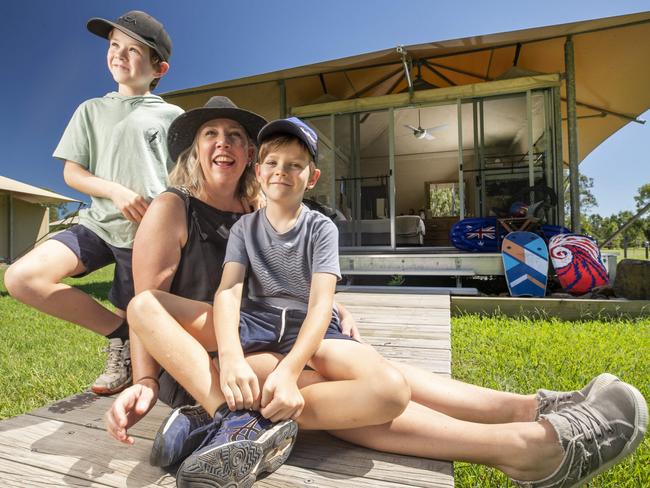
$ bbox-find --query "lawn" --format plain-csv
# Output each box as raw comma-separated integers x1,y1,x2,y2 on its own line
605,247,649,261
1,265,648,486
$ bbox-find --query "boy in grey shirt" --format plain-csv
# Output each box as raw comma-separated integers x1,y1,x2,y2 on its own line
166,117,409,486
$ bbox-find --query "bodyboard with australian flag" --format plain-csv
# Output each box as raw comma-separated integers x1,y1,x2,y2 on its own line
501,231,549,297
450,217,570,252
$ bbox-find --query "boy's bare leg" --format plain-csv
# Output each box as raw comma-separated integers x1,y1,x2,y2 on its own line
128,291,410,428
295,339,411,430
392,362,538,423
330,401,564,482
4,240,123,334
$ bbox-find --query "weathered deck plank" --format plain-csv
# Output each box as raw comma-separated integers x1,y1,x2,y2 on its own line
0,292,453,487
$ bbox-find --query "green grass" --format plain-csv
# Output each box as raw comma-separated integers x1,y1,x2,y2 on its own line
0,265,111,419
1,266,648,486
605,247,649,261
452,314,650,487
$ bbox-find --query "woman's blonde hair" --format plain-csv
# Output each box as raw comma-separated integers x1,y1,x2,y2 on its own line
168,129,260,205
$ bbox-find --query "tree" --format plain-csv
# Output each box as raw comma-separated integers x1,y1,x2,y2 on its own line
634,183,650,210
564,173,597,228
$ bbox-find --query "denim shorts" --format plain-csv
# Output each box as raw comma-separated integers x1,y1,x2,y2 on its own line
239,300,356,355
50,225,134,311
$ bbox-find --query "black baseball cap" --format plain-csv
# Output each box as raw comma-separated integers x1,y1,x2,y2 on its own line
167,96,268,163
87,10,172,61
258,117,318,162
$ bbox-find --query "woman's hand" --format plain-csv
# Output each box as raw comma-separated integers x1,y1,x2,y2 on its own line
105,381,158,444
109,184,149,223
219,355,261,411
260,366,304,422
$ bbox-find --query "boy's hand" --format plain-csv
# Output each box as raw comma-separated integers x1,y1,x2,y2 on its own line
260,366,304,422
219,356,261,411
110,185,149,223
339,314,362,341
105,382,158,445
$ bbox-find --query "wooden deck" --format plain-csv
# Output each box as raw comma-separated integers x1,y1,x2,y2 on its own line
0,292,453,487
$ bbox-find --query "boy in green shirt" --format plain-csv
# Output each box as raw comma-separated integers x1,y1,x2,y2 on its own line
4,10,183,394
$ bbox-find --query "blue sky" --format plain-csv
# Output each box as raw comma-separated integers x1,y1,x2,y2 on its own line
2,0,648,217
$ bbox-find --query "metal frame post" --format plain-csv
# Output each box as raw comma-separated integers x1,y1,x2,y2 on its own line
565,36,581,232
278,80,286,118
388,108,396,248
457,99,465,219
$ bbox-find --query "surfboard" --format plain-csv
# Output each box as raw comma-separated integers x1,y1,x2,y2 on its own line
548,234,609,295
501,231,549,297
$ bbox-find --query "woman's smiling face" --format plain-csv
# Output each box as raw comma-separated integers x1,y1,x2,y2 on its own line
196,118,254,189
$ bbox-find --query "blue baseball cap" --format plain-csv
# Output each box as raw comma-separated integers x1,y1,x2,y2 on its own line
257,117,318,162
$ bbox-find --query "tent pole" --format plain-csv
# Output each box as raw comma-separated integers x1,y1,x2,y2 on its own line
278,80,286,118
564,35,581,233
8,194,14,262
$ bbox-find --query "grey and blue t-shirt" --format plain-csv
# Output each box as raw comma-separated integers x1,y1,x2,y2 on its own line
224,205,341,311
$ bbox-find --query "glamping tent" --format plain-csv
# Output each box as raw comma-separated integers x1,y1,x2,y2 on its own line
161,11,649,283
0,176,80,263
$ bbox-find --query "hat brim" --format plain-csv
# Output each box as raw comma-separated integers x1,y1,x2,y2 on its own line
167,107,268,163
87,17,165,60
258,120,318,161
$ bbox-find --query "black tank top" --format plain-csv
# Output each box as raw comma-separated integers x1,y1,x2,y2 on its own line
166,187,244,303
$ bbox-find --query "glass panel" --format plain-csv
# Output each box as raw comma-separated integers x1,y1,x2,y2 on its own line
393,104,463,246
303,116,335,212
332,111,391,247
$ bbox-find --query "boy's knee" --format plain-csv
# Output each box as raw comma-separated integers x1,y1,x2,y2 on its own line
4,261,34,299
373,363,411,418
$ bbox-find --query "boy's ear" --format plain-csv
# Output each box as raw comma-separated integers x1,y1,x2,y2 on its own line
155,61,170,78
254,162,262,179
307,167,321,190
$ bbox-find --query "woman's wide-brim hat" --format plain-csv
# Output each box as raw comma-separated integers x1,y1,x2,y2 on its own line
167,96,267,162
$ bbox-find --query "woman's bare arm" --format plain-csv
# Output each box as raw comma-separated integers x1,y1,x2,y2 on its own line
130,191,188,383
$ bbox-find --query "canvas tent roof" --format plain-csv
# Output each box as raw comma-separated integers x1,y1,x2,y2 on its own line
162,10,650,165
0,175,80,205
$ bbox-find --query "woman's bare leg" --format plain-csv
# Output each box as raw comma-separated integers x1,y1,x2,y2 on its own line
393,362,538,423
127,290,227,415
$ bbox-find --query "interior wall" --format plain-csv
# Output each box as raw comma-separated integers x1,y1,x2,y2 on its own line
361,151,460,215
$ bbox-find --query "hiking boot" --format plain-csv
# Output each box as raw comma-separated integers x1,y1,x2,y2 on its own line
535,373,619,420
513,381,648,488
177,409,298,488
90,338,132,395
150,404,224,467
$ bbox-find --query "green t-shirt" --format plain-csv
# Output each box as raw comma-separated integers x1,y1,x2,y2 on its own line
53,92,184,248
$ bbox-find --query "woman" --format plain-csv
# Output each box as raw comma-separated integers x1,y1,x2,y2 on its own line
106,98,646,488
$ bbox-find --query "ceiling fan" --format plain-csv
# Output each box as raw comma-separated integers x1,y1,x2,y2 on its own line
403,110,447,140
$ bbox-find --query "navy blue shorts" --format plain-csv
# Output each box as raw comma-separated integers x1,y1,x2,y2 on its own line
50,225,134,311
239,300,356,355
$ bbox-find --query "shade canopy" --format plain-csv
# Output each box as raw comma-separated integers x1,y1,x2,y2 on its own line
0,175,80,205
162,11,650,165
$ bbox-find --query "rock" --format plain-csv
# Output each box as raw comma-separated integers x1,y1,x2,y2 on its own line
590,285,616,298
613,259,650,300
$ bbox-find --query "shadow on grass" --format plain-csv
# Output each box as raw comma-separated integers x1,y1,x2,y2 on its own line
71,282,113,300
